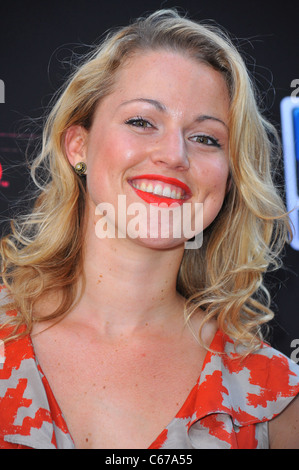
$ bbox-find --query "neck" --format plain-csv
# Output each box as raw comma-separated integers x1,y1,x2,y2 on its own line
75,210,186,336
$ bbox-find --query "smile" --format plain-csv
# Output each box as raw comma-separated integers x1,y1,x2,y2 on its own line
128,174,192,207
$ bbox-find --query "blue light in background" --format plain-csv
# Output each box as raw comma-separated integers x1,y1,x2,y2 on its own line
294,108,299,165
280,97,299,250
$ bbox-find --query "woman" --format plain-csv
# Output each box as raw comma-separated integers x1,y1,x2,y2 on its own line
0,9,298,449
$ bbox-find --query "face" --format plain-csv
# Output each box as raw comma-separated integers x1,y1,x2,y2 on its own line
66,50,230,249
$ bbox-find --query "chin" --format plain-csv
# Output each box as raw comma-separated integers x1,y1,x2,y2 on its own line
129,234,186,251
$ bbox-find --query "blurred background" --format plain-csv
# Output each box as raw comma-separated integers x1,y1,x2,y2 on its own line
0,0,298,358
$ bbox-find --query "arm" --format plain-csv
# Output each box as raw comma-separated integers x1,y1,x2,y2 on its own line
269,394,299,449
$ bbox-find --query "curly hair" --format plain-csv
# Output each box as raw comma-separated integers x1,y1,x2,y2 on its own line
0,9,291,350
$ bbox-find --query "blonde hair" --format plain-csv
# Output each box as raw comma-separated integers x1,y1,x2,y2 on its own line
0,9,291,349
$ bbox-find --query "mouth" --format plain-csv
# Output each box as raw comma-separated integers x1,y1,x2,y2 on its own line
128,174,192,207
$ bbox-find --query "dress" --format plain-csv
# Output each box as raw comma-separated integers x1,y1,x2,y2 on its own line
0,285,299,449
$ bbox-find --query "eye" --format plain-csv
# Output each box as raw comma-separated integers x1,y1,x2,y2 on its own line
192,134,221,148
125,117,153,129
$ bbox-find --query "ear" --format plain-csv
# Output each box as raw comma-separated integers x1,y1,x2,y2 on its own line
64,125,88,168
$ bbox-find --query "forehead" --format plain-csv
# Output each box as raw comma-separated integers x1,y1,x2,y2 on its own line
120,49,227,93
94,49,230,123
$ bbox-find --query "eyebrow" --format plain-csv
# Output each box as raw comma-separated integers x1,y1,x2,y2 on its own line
195,114,228,130
120,98,166,112
120,98,228,130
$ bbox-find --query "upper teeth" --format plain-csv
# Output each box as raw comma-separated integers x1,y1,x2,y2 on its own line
131,179,185,200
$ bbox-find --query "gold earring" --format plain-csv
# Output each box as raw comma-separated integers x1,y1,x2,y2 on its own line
74,162,87,176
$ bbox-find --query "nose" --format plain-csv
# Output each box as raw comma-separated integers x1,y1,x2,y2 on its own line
150,129,189,170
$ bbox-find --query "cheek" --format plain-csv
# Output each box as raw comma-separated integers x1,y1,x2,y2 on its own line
87,131,142,176
197,159,230,228
195,158,229,193
85,132,144,206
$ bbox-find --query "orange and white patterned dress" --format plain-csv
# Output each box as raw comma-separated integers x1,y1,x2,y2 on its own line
1,286,299,449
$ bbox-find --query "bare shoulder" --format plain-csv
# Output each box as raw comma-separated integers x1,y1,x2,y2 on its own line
269,393,299,449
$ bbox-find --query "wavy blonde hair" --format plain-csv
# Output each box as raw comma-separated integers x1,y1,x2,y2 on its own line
0,9,291,349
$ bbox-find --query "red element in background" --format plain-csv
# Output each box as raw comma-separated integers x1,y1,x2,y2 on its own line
0,131,36,189
0,162,10,187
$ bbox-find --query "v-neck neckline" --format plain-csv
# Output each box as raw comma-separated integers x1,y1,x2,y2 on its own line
30,329,221,449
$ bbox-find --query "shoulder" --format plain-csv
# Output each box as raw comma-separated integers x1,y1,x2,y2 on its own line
0,284,18,325
0,283,24,330
182,331,299,449
268,393,299,449
203,330,299,425
0,284,30,366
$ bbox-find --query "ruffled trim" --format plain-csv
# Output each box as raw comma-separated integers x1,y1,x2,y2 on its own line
185,330,299,448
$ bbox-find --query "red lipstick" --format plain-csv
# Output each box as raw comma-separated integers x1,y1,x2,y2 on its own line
129,174,192,207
